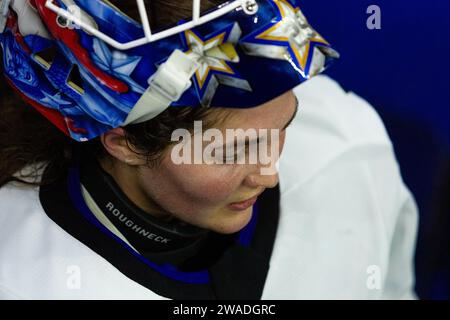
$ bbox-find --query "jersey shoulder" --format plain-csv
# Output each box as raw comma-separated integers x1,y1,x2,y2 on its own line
0,180,159,299
293,75,392,147
0,182,42,231
0,182,43,299
280,75,395,189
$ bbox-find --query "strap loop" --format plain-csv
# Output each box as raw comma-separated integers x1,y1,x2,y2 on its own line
124,49,200,125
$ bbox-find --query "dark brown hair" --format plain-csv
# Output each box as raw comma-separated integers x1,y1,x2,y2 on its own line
0,0,226,188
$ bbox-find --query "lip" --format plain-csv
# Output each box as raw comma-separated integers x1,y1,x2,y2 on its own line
228,190,264,212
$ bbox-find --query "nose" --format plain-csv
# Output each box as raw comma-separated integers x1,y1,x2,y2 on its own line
243,166,280,189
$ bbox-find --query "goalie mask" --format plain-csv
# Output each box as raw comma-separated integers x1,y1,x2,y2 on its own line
0,0,339,141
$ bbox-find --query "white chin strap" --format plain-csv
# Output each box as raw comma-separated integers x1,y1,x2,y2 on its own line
124,49,200,125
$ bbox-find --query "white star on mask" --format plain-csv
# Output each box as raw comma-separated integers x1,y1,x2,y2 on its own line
92,39,145,94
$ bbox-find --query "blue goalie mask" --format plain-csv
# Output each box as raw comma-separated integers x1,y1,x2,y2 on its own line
0,0,339,141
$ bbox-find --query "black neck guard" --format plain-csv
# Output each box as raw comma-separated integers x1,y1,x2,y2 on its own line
78,152,211,265
40,156,281,299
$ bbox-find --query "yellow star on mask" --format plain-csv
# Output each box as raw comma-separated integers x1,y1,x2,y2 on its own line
241,0,333,77
182,23,252,107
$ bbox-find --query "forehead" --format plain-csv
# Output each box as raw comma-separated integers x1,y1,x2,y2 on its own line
210,90,296,130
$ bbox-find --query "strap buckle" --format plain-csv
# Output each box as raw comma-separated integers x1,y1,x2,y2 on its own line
124,49,200,125
147,49,200,102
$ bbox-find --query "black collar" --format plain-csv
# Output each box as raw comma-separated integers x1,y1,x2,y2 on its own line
39,161,280,299
79,153,212,265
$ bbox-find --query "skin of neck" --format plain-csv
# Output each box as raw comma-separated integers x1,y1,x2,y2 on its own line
98,156,173,221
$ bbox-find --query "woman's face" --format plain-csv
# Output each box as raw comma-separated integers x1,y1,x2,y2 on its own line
133,90,298,234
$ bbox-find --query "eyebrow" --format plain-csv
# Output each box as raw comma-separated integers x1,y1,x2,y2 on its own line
282,95,299,131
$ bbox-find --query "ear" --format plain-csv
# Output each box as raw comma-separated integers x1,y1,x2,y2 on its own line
100,127,145,166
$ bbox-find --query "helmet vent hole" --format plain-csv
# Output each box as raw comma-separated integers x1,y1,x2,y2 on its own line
67,64,85,94
34,46,58,70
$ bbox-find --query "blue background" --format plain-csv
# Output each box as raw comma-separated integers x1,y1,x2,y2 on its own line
301,0,450,299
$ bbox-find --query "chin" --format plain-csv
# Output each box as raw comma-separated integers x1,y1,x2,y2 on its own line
210,205,255,235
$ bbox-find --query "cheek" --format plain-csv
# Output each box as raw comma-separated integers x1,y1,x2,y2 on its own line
140,157,247,217
167,163,243,203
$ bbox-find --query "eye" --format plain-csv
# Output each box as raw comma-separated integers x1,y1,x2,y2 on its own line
222,144,244,163
223,148,242,162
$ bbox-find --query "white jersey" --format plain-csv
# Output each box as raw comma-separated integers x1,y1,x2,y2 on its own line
0,75,418,300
